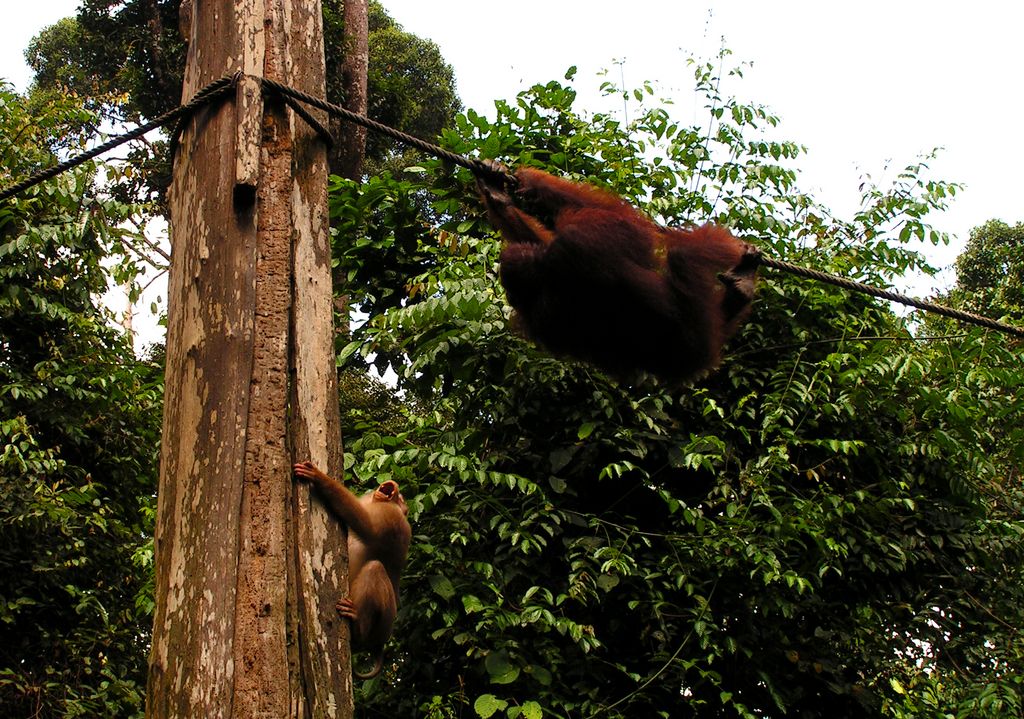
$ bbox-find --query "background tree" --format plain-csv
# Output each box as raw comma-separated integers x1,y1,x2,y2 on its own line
329,0,370,179
360,2,461,175
0,83,161,719
947,219,1024,322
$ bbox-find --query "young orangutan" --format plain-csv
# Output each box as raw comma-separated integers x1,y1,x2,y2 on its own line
476,165,759,383
293,461,411,679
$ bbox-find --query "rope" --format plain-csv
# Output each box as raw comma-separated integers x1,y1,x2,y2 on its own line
258,84,1021,339
759,256,1024,339
279,94,334,149
257,77,503,182
0,73,239,203
1,72,1020,340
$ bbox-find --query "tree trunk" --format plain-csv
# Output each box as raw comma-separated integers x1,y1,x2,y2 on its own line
148,1,352,717
333,0,368,180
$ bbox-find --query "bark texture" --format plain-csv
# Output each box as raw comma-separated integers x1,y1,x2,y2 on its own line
148,0,350,716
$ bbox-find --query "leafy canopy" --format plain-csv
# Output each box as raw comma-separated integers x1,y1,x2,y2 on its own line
0,82,162,718
331,59,1023,719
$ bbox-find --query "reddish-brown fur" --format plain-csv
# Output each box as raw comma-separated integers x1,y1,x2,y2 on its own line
293,461,411,680
477,166,759,383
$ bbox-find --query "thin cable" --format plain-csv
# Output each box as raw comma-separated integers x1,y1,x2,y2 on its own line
759,256,1024,339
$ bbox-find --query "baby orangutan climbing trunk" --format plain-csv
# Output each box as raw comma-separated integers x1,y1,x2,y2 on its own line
476,165,760,383
293,461,411,679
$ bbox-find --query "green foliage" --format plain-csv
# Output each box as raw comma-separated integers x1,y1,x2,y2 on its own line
26,4,182,126
0,83,161,718
24,18,107,108
332,57,1024,718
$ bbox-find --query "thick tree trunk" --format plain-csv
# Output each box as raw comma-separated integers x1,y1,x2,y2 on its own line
148,1,352,717
333,0,368,180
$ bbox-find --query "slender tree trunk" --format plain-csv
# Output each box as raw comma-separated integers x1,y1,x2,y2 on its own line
329,0,369,340
333,0,368,180
148,1,352,717
141,0,169,99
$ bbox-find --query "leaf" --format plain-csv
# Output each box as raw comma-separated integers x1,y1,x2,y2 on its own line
526,665,553,686
429,574,456,600
473,694,508,718
338,339,363,364
549,447,575,472
485,650,521,685
547,476,568,493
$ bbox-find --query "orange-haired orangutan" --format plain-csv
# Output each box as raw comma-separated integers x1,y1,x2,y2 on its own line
476,165,759,383
293,461,411,679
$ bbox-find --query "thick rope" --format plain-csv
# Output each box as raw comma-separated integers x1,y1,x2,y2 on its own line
1,72,1020,340
280,94,334,149
760,256,1024,339
0,73,239,203
258,77,504,183
263,83,1022,339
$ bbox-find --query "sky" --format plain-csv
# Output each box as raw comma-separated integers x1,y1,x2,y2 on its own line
374,0,1024,288
2,1,1022,306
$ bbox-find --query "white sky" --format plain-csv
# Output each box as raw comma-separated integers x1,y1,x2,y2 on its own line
2,1,1022,310
376,0,1024,288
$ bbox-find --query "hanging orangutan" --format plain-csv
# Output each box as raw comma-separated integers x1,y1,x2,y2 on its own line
475,164,760,383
